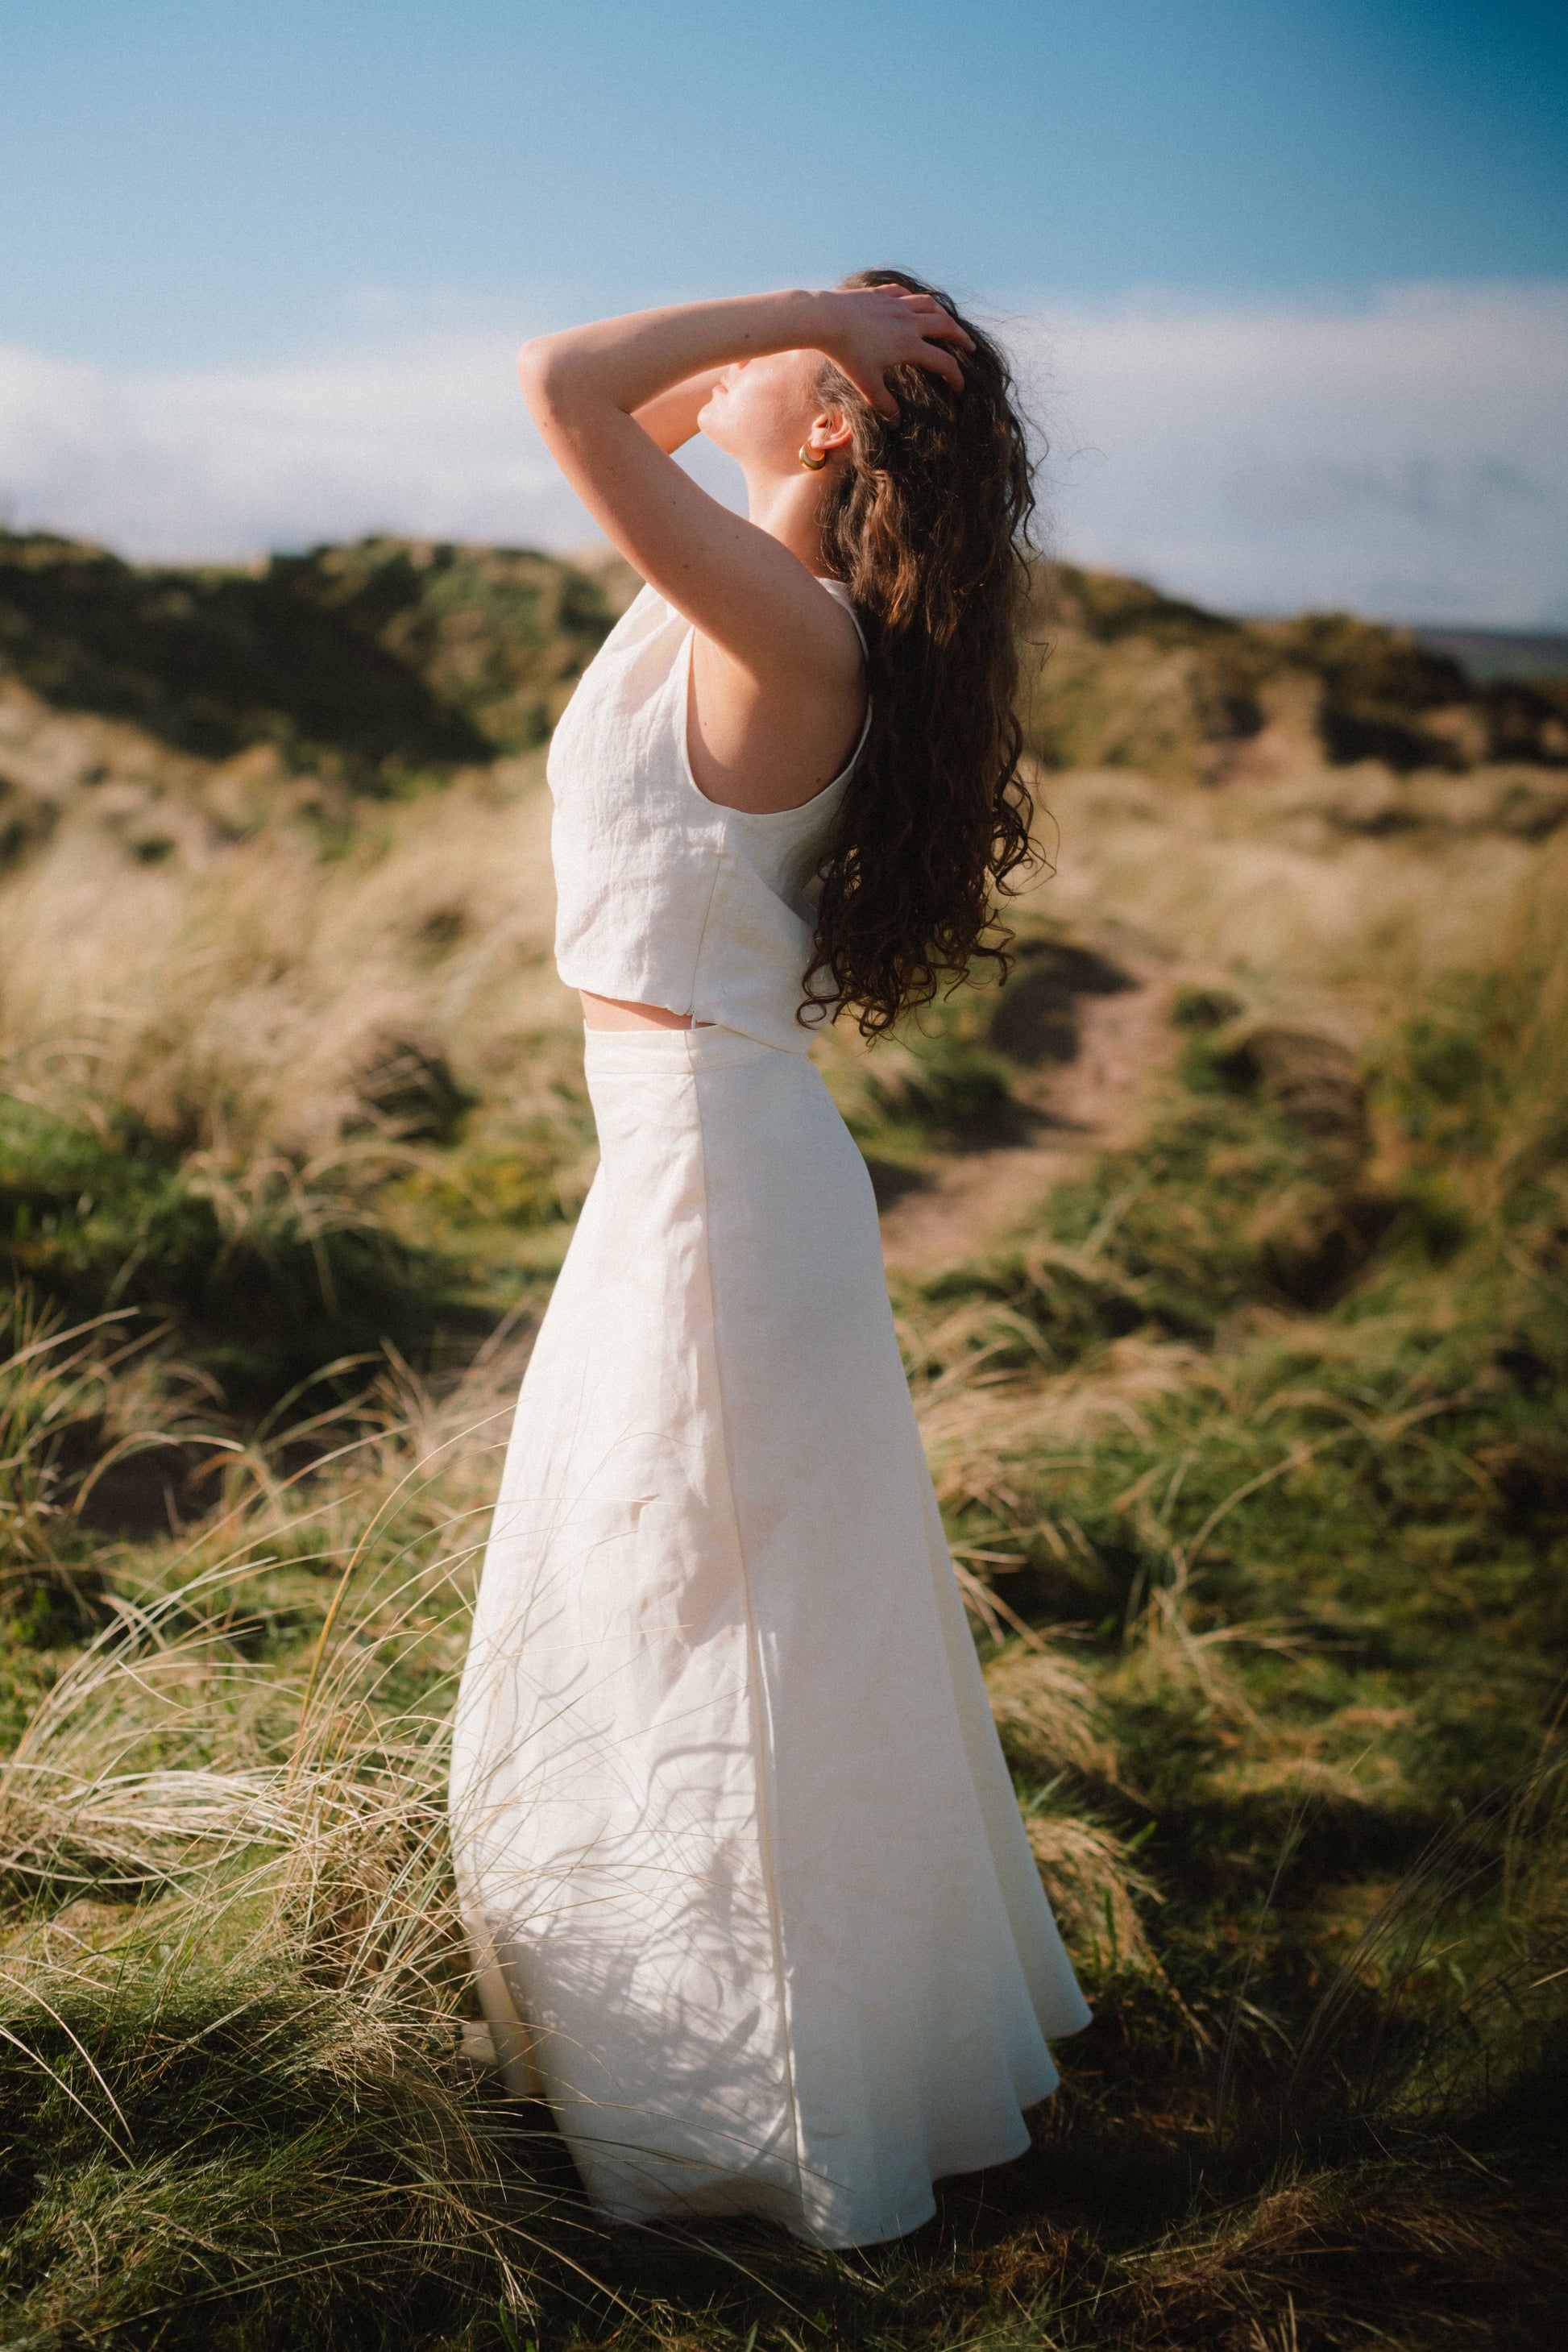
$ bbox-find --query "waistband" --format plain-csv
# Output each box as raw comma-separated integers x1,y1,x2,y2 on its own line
581,1023,801,1076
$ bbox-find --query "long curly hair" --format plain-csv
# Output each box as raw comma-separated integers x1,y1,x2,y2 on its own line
803,268,1039,1039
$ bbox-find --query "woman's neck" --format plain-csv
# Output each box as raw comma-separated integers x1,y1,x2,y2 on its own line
742,467,831,575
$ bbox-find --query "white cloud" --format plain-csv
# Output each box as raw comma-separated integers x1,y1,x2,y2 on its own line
0,331,589,560
2,281,1566,624
1023,282,1568,623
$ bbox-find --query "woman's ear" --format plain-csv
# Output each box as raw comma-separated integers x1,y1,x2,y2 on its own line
803,404,855,465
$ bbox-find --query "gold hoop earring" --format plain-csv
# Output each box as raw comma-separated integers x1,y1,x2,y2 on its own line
798,444,828,472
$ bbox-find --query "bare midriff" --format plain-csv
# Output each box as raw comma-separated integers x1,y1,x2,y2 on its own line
579,991,716,1031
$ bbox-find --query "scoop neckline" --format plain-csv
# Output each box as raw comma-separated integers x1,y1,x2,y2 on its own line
674,581,870,826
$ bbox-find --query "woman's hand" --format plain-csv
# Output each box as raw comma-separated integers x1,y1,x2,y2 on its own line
817,284,976,422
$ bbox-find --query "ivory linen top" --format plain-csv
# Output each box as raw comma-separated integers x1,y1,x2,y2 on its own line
546,578,870,1052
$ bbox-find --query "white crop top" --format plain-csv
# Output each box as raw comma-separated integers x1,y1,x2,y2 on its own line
546,579,870,1055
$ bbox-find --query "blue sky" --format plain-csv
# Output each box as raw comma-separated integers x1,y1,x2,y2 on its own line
3,1,1566,620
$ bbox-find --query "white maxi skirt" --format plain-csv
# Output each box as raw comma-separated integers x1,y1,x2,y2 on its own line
450,1024,1089,2248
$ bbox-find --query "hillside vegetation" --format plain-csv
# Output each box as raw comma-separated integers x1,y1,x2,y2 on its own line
1026,562,1568,786
1,533,1566,2350
1,529,622,773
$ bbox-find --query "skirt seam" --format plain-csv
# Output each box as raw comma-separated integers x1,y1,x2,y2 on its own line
688,1061,811,2219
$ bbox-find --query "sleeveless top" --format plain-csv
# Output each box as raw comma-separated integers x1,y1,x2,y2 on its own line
546,578,870,1054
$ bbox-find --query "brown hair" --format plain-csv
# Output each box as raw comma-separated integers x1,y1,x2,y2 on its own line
803,267,1039,1038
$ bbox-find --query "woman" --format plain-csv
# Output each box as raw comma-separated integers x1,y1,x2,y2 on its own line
450,272,1089,2250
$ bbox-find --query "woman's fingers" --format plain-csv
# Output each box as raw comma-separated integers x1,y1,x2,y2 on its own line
920,346,968,391
912,311,977,354
845,347,959,420
843,360,902,422
828,285,980,418
894,322,969,393
872,284,977,351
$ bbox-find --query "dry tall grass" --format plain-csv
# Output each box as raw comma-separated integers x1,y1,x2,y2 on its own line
4,562,1568,2342
0,750,575,1162
0,1333,609,2346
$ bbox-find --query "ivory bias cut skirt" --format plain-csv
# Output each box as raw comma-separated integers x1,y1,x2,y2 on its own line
450,1024,1090,2248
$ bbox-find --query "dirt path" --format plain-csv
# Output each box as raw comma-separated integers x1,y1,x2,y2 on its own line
878,958,1176,1276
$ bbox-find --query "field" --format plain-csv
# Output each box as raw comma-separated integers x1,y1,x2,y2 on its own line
2,529,1566,2350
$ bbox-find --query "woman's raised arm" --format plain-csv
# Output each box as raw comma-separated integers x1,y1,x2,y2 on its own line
518,287,971,683
631,368,728,455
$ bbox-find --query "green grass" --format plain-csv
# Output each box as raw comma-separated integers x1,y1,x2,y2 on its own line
0,927,1561,2348
0,1093,464,1410
0,1047,604,1417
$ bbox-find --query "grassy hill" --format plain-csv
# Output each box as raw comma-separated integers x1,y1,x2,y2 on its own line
1,535,1566,2350
1025,562,1568,782
0,529,624,777
6,525,1565,811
